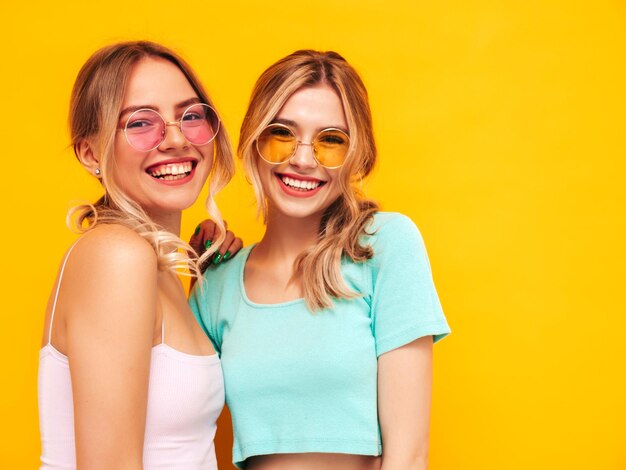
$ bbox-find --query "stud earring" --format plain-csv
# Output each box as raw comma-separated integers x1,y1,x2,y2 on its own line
95,168,101,176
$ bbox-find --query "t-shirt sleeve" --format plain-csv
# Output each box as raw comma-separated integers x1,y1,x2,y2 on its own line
189,280,222,355
370,214,450,357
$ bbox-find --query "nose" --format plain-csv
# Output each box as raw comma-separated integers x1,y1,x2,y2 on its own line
289,141,318,169
158,121,189,151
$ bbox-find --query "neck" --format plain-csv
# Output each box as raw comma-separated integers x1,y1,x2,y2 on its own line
148,211,182,237
256,210,323,264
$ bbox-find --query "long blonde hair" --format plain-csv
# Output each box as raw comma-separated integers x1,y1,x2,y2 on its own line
239,50,379,310
68,41,234,276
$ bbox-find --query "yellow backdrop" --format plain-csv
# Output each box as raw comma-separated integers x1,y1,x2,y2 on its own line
1,1,624,468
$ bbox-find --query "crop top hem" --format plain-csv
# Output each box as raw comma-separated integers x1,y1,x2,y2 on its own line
376,319,451,357
234,438,382,469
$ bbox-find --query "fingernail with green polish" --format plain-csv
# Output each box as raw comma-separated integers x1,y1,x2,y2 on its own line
204,239,212,249
223,251,231,261
194,224,201,235
213,253,223,264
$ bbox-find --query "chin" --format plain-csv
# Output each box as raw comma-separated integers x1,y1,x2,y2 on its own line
145,195,198,215
271,199,333,221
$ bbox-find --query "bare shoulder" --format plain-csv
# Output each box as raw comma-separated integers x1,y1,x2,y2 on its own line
62,224,158,301
74,223,156,266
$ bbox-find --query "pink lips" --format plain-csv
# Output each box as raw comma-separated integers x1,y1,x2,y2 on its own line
146,158,198,186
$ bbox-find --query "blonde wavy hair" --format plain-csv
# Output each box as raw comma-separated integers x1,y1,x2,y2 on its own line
239,50,379,310
67,41,234,277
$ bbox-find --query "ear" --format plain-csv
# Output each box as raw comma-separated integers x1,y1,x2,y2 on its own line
75,139,101,177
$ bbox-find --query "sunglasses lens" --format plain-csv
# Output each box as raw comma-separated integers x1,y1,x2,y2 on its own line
314,129,349,167
181,104,220,145
257,125,297,163
125,109,165,151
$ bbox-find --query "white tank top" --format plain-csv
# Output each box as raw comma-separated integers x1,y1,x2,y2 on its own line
38,241,224,469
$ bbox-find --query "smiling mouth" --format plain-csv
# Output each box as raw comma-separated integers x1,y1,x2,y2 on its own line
147,161,195,181
278,174,326,191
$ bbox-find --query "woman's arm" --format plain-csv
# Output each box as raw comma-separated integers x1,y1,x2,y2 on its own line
63,225,158,469
378,335,434,470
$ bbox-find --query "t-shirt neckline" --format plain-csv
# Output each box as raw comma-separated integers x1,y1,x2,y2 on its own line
238,244,306,309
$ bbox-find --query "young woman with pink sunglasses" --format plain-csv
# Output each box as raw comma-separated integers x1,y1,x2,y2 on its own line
38,41,241,469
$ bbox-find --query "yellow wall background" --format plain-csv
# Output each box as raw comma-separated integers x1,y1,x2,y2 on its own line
1,0,624,468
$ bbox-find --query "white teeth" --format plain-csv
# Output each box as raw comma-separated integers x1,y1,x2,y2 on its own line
149,162,193,179
281,176,321,191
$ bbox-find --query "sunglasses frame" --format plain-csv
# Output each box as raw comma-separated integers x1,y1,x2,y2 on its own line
119,103,220,152
256,123,350,169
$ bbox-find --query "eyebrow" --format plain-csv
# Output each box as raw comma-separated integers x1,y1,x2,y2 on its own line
119,97,202,119
271,117,349,135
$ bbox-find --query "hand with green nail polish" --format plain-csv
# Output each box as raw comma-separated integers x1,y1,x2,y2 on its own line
188,219,244,273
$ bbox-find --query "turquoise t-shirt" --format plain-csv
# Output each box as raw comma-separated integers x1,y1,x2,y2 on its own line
189,212,450,468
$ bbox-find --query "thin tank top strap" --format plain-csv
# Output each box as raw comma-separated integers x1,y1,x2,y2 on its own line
47,239,81,346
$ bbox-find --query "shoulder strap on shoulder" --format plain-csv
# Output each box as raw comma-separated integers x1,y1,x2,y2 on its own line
48,239,81,346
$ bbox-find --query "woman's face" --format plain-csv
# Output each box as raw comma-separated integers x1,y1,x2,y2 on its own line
112,57,214,221
257,84,347,221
